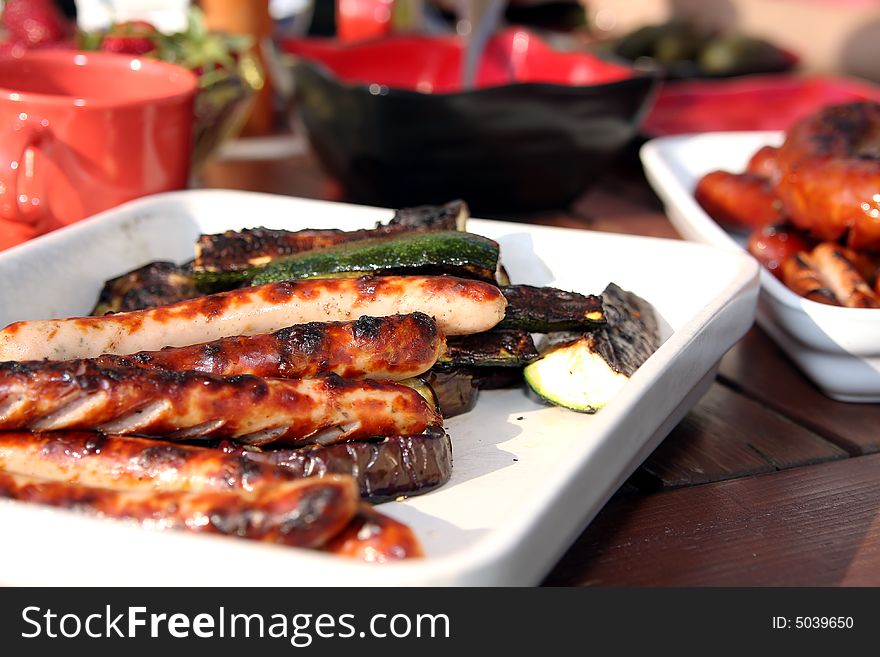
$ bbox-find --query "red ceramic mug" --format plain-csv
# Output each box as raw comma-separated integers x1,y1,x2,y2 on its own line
0,50,198,250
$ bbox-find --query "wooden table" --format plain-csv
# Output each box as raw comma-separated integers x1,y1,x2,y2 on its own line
200,139,880,587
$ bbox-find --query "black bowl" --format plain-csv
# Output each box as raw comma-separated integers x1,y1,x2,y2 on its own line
282,30,659,213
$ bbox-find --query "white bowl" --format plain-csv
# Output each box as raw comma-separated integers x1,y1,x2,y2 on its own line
641,130,880,402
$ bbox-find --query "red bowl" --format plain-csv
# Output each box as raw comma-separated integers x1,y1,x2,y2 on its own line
280,28,636,92
643,74,880,137
278,29,657,212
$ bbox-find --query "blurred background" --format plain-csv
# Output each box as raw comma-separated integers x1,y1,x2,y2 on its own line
2,0,880,215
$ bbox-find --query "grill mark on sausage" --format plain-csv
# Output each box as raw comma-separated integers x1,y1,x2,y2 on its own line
0,362,441,446
87,314,442,381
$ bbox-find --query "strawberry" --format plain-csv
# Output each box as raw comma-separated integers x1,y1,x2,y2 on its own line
100,20,161,56
1,0,71,47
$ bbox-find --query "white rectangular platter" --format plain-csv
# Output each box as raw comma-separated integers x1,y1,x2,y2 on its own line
0,190,759,586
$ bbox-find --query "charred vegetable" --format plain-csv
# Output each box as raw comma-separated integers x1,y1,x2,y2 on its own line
436,329,539,369
194,231,501,290
419,369,480,418
500,285,605,332
423,329,539,417
91,261,198,315
194,199,468,273
469,366,526,391
524,283,660,413
243,427,453,502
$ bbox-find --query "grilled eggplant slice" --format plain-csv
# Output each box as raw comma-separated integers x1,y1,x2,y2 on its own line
194,231,501,290
436,329,539,369
470,366,526,391
420,369,480,418
243,428,453,502
524,283,660,413
194,199,469,273
91,261,198,315
499,285,605,332
419,364,529,418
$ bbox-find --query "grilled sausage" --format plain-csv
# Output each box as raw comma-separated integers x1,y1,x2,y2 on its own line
694,170,784,232
0,362,441,446
0,275,506,361
780,253,840,305
87,313,443,381
0,430,452,501
745,145,781,183
323,505,424,561
807,242,880,308
746,222,813,279
0,431,298,492
775,101,880,250
0,470,359,549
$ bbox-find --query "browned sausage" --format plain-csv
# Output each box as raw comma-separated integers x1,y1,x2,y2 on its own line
694,170,784,232
0,276,507,362
0,362,441,446
807,242,880,308
0,431,298,492
780,253,840,305
0,469,359,549
90,313,443,381
775,101,880,250
745,145,781,183
323,505,424,561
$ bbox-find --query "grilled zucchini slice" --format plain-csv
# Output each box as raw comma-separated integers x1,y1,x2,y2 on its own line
194,230,501,290
524,283,660,413
500,285,605,332
194,199,469,273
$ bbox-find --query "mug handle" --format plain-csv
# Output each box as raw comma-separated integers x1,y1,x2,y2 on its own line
0,118,51,226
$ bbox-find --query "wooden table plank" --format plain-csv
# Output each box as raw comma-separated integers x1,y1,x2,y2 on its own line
544,453,880,586
719,328,880,455
632,382,848,489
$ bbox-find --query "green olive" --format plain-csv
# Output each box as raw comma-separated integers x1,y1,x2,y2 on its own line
698,35,791,74
651,21,707,64
613,24,664,61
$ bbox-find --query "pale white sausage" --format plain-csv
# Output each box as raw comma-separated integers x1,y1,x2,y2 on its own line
0,276,507,361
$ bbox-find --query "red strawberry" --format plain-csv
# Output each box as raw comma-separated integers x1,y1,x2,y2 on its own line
100,20,160,56
1,0,71,47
